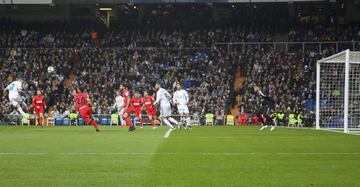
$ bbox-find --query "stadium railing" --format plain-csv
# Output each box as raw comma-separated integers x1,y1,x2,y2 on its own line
1,114,217,126
215,41,360,53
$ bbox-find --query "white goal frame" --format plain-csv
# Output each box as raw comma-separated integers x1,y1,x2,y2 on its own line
316,49,360,134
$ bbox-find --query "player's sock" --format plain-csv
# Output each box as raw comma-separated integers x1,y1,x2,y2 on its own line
270,125,275,131
120,118,126,126
260,125,268,131
125,117,133,127
91,120,100,132
140,119,144,128
17,107,27,118
168,117,178,125
186,117,191,126
150,120,157,127
39,118,43,126
163,118,174,128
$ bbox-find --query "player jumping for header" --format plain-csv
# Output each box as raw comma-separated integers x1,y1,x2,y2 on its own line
73,86,100,132
3,78,30,119
253,85,276,131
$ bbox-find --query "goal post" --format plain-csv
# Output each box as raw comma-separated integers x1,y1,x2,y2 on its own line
316,49,360,134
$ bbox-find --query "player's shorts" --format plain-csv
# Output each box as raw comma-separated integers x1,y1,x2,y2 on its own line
34,107,44,116
124,107,133,115
146,109,156,117
133,109,142,117
160,104,172,117
118,107,125,115
9,96,23,107
177,105,189,114
78,105,94,124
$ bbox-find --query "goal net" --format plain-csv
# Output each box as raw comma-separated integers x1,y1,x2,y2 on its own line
316,50,360,134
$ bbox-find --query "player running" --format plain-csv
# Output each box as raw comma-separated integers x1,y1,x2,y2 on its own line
73,87,100,132
154,83,178,129
120,84,135,131
253,85,276,131
129,91,144,128
32,90,46,126
142,90,158,129
3,78,29,118
173,83,192,129
112,91,126,126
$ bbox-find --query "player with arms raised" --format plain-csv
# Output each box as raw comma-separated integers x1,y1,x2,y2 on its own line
3,78,29,118
173,83,192,129
253,85,276,131
74,87,100,132
142,90,158,129
154,83,178,130
32,90,46,126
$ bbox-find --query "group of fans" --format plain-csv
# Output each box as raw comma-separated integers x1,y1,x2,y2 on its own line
3,77,193,133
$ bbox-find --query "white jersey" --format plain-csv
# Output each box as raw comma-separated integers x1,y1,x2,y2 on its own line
6,81,24,107
154,88,172,107
173,89,189,108
154,88,172,117
7,81,22,99
113,95,125,108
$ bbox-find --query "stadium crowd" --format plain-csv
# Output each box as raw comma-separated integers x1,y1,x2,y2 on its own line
0,16,359,125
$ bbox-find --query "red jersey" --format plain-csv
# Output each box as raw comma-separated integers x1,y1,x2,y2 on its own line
74,93,89,110
130,97,143,111
143,96,155,111
122,89,130,106
32,95,46,109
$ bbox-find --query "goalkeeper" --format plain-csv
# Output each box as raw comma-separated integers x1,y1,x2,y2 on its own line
253,85,276,131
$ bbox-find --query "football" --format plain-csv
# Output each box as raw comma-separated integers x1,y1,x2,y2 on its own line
47,66,55,73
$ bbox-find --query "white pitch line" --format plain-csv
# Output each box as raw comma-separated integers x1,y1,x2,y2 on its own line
163,128,174,138
0,152,360,156
280,127,360,136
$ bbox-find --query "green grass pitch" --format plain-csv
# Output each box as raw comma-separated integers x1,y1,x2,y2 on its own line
0,125,359,187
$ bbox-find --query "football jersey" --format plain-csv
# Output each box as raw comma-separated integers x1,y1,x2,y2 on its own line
114,95,124,108
143,96,155,111
130,97,143,111
32,95,46,109
173,89,189,107
154,88,172,106
74,93,89,110
122,89,130,106
7,81,22,98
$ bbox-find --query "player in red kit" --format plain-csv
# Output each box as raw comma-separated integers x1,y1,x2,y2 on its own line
120,84,135,131
129,91,144,128
32,90,46,126
142,90,158,129
73,87,100,132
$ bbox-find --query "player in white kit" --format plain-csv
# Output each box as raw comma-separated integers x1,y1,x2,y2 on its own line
3,79,29,118
153,83,178,130
173,83,192,129
112,91,126,126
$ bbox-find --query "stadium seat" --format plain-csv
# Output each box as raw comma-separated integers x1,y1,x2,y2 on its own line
69,113,78,126
63,118,70,126
21,117,30,126
226,115,235,126
55,118,63,126
111,114,119,126
205,113,214,126
78,118,84,126
101,118,109,125
47,117,55,126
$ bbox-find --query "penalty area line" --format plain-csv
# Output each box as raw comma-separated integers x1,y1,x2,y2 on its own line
1,152,360,156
